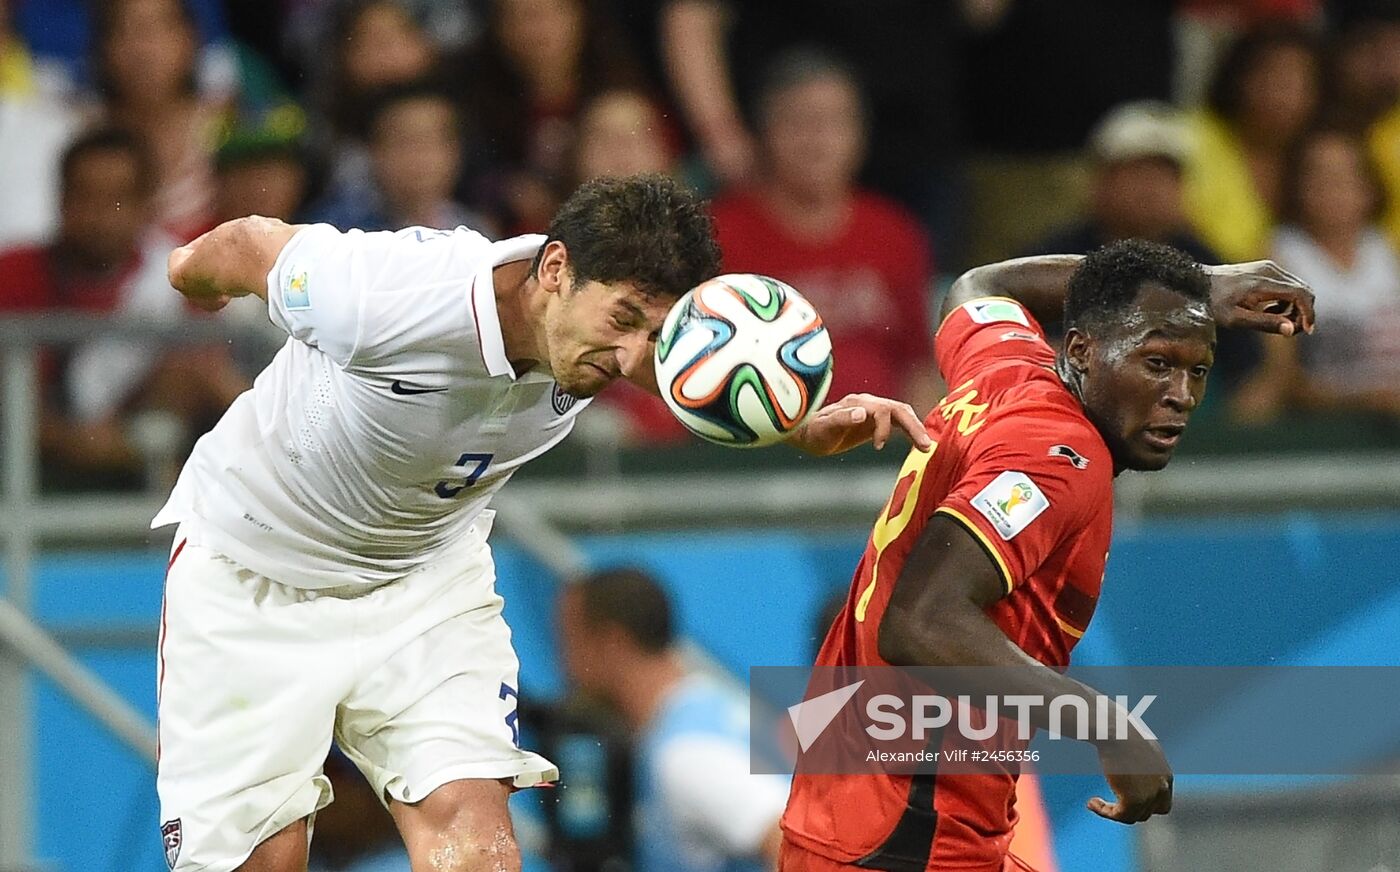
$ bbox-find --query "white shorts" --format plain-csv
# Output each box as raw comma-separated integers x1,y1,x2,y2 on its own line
155,514,556,872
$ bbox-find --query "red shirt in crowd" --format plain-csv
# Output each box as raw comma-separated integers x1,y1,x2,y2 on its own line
711,189,934,402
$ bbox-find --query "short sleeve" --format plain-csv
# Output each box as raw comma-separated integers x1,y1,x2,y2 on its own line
266,224,487,367
934,411,1110,595
934,297,1056,387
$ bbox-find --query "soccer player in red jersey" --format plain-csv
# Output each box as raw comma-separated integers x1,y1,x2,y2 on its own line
779,240,1316,872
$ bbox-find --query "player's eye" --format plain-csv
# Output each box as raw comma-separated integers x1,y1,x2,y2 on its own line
1191,365,1211,379
1145,356,1170,372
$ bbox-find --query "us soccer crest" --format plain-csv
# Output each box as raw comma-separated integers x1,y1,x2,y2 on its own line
551,383,579,416
161,818,183,869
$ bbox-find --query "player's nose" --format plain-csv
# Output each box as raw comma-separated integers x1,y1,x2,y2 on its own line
1161,370,1195,412
616,333,651,378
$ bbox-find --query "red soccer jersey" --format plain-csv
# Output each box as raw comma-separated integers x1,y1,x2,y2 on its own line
782,298,1115,871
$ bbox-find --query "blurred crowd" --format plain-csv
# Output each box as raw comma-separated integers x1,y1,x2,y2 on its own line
2,0,1400,491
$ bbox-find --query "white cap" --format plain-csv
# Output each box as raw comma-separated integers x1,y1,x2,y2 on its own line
1088,101,1191,166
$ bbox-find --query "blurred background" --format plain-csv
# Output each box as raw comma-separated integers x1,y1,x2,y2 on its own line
2,0,1400,869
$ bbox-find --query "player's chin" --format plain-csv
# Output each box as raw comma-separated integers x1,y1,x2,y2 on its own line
1123,440,1177,472
558,367,611,398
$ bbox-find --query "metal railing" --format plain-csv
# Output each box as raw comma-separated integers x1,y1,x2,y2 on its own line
3,315,1400,868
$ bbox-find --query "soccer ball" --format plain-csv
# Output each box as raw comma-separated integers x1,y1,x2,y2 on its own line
654,274,834,447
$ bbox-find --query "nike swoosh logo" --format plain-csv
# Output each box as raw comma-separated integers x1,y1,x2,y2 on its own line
389,380,448,396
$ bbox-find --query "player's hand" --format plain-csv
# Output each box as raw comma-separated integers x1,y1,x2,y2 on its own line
168,233,232,311
788,393,933,456
1206,260,1316,336
1088,736,1174,825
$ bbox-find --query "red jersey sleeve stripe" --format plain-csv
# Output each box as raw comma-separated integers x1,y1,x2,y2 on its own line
935,506,1016,594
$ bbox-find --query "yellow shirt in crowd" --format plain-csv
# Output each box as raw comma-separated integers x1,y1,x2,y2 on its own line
1183,110,1274,263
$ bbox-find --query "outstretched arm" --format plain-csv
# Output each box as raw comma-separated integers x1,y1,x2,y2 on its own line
941,255,1316,337
880,514,1173,824
167,216,304,312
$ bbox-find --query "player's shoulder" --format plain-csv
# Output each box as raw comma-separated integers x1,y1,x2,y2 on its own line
937,296,1041,338
973,382,1113,484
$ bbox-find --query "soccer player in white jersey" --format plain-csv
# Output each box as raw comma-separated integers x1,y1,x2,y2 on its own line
153,174,929,872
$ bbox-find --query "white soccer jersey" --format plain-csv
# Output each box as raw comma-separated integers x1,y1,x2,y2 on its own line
152,224,591,589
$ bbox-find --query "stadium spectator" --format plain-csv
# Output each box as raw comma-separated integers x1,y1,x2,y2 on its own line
1028,103,1218,265
277,0,481,89
655,0,964,263
89,0,227,241
0,0,79,248
1235,128,1400,423
0,129,247,490
956,0,1176,265
1024,102,1263,402
557,567,789,872
305,82,491,234
464,0,646,233
1172,0,1322,104
214,137,310,227
710,49,941,415
319,0,443,195
13,0,236,97
1183,23,1323,262
572,88,677,185
1324,9,1400,250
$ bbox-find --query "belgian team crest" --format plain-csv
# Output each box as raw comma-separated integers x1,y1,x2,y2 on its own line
161,818,183,869
551,383,579,416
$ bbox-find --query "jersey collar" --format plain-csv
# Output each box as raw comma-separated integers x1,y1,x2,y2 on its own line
470,233,547,380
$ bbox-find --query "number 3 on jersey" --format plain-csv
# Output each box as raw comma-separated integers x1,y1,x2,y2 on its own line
435,452,493,498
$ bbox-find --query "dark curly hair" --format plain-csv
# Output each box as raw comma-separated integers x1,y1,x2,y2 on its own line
536,174,721,299
1064,240,1211,333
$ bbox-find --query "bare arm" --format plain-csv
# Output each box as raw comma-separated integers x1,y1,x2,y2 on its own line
167,216,304,311
939,255,1084,328
878,514,1172,824
941,256,1316,337
660,0,754,183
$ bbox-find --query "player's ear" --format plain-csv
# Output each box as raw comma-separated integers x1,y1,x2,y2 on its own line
1063,328,1092,373
536,241,570,295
